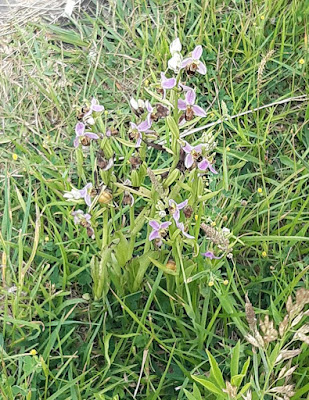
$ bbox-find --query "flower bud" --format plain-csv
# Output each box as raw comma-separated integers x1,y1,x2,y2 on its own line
183,206,193,219
166,259,176,271
98,190,113,204
163,168,180,188
169,38,182,55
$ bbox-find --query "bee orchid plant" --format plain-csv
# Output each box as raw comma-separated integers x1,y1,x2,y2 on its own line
62,37,233,300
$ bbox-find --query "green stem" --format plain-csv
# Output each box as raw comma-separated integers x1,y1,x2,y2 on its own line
102,207,109,248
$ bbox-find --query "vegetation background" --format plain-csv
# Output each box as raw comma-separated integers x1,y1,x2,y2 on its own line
0,0,308,399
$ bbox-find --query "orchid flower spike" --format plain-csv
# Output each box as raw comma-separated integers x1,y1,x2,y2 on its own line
74,122,99,148
181,45,207,75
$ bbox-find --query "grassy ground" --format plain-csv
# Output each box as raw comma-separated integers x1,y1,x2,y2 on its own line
0,0,309,399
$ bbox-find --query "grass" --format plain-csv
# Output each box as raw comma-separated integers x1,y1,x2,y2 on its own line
0,0,309,399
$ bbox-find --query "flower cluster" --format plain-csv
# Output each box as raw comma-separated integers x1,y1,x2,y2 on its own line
63,37,232,278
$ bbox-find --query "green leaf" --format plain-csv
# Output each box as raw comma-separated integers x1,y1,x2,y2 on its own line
191,376,225,397
193,383,203,400
114,231,130,267
198,190,222,202
183,389,198,400
206,350,225,388
236,383,251,399
116,137,139,148
231,341,240,379
233,357,250,388
148,257,178,275
166,116,179,139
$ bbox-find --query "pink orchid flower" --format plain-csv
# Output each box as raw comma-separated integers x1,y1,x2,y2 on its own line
182,141,217,173
169,199,188,222
84,98,104,117
129,117,152,147
176,221,194,239
74,122,99,148
71,210,91,225
64,183,93,206
149,220,172,241
181,45,207,75
160,72,176,98
178,89,206,118
201,251,223,260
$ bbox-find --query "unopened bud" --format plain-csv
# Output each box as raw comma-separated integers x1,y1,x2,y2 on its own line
98,191,113,204
166,260,176,271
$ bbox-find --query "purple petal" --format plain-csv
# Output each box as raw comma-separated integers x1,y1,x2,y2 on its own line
183,231,194,239
79,188,86,196
84,193,91,206
194,144,203,153
180,57,192,68
192,45,203,60
209,164,218,174
73,137,79,148
185,153,194,169
130,122,138,130
198,159,209,171
138,119,151,131
92,104,104,112
85,132,99,140
106,130,111,137
84,213,91,222
162,77,176,89
182,142,193,153
177,199,188,209
176,222,194,239
149,220,160,230
145,100,153,113
178,99,187,110
192,105,206,117
84,183,92,190
160,221,172,229
75,122,85,136
179,83,192,92
185,90,196,106
136,135,142,147
197,62,207,75
201,251,222,260
149,230,160,241
169,199,176,207
173,209,180,222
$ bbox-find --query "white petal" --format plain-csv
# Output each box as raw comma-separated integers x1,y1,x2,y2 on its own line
170,38,182,55
64,0,76,17
130,97,138,110
137,99,145,108
168,53,183,72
